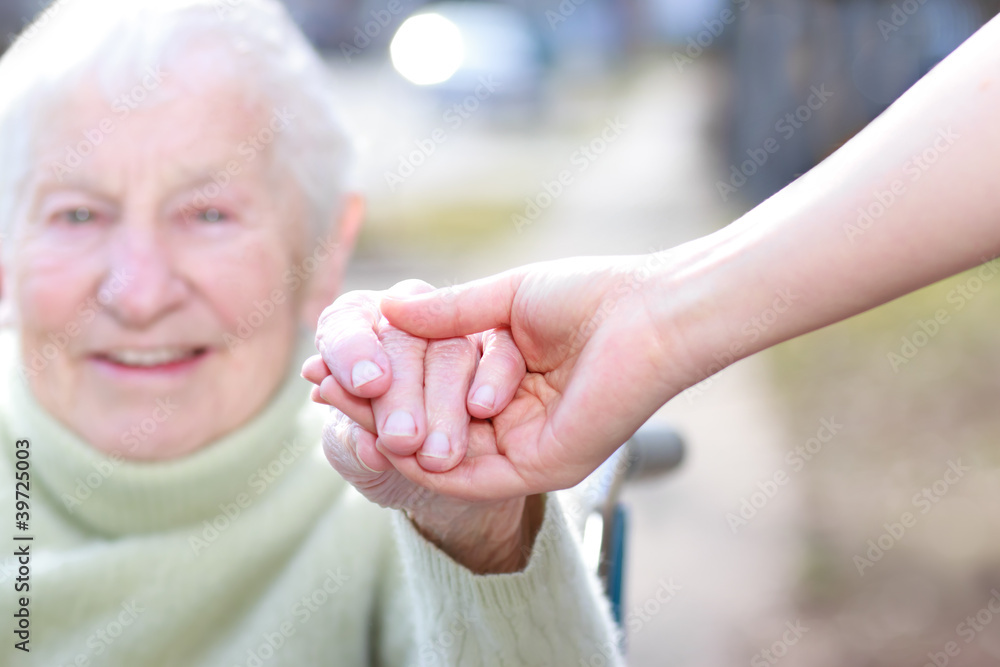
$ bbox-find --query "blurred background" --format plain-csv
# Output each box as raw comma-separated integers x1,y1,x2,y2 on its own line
6,0,1000,664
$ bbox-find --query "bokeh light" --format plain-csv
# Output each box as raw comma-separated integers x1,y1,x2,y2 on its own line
390,13,465,86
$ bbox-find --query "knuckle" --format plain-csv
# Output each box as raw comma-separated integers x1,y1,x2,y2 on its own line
390,279,435,295
321,410,353,445
428,336,476,358
378,325,428,358
485,329,525,370
484,326,515,350
484,348,525,380
321,412,379,478
426,337,478,371
321,420,352,468
318,290,379,327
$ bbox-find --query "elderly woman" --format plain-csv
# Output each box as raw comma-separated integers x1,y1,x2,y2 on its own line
0,0,622,665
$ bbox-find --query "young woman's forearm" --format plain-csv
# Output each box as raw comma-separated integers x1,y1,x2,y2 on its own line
674,14,1000,366
359,15,1000,500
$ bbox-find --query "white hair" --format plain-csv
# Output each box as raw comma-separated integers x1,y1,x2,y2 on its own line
0,0,354,247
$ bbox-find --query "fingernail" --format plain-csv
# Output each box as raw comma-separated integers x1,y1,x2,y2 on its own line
421,431,450,459
357,451,382,474
383,410,417,437
351,360,383,388
470,385,496,410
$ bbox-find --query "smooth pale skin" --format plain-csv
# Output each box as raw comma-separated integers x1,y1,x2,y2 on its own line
0,64,535,573
311,13,1000,501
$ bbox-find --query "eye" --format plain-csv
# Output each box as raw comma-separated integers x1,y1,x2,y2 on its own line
65,206,94,223
196,207,227,223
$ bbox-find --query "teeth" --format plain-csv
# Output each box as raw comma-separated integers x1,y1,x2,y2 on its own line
106,348,197,367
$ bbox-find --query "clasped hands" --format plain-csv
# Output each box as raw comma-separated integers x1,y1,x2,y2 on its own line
302,256,684,572
302,280,541,573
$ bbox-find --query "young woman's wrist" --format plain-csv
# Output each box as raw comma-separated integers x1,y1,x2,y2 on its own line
643,231,788,392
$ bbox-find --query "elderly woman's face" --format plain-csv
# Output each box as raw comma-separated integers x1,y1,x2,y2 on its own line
3,77,347,459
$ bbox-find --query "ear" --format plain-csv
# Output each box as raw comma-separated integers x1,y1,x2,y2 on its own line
299,193,365,329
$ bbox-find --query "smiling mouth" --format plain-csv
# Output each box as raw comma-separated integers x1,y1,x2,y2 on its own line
95,347,210,369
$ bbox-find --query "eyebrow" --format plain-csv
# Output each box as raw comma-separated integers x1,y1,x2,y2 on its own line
166,173,256,208
29,168,255,207
29,179,117,211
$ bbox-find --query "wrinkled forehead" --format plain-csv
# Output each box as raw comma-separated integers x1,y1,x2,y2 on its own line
29,63,285,193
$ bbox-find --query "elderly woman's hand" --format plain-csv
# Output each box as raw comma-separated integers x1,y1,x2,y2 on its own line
303,281,539,572
306,280,526,472
319,406,543,573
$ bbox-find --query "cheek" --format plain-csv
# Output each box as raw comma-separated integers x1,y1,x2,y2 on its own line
187,240,299,336
13,248,100,336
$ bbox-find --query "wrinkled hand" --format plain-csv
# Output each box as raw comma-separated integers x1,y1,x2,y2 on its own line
315,406,541,573
307,280,527,471
372,254,700,501
304,280,538,572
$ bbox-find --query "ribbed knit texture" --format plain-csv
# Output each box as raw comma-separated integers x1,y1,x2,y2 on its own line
0,331,623,666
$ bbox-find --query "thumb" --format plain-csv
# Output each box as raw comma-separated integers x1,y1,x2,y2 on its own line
381,270,524,339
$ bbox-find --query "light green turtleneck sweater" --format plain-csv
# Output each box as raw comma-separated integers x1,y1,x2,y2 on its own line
0,333,623,666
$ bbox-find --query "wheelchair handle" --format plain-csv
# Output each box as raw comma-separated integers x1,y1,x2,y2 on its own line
624,422,686,481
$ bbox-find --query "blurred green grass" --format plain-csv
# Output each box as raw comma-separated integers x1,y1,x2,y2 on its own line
768,264,1000,467
763,264,1000,665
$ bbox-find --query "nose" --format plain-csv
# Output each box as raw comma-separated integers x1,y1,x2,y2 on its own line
102,227,188,327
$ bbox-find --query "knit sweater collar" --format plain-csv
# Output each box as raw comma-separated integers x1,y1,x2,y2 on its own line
2,331,313,537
